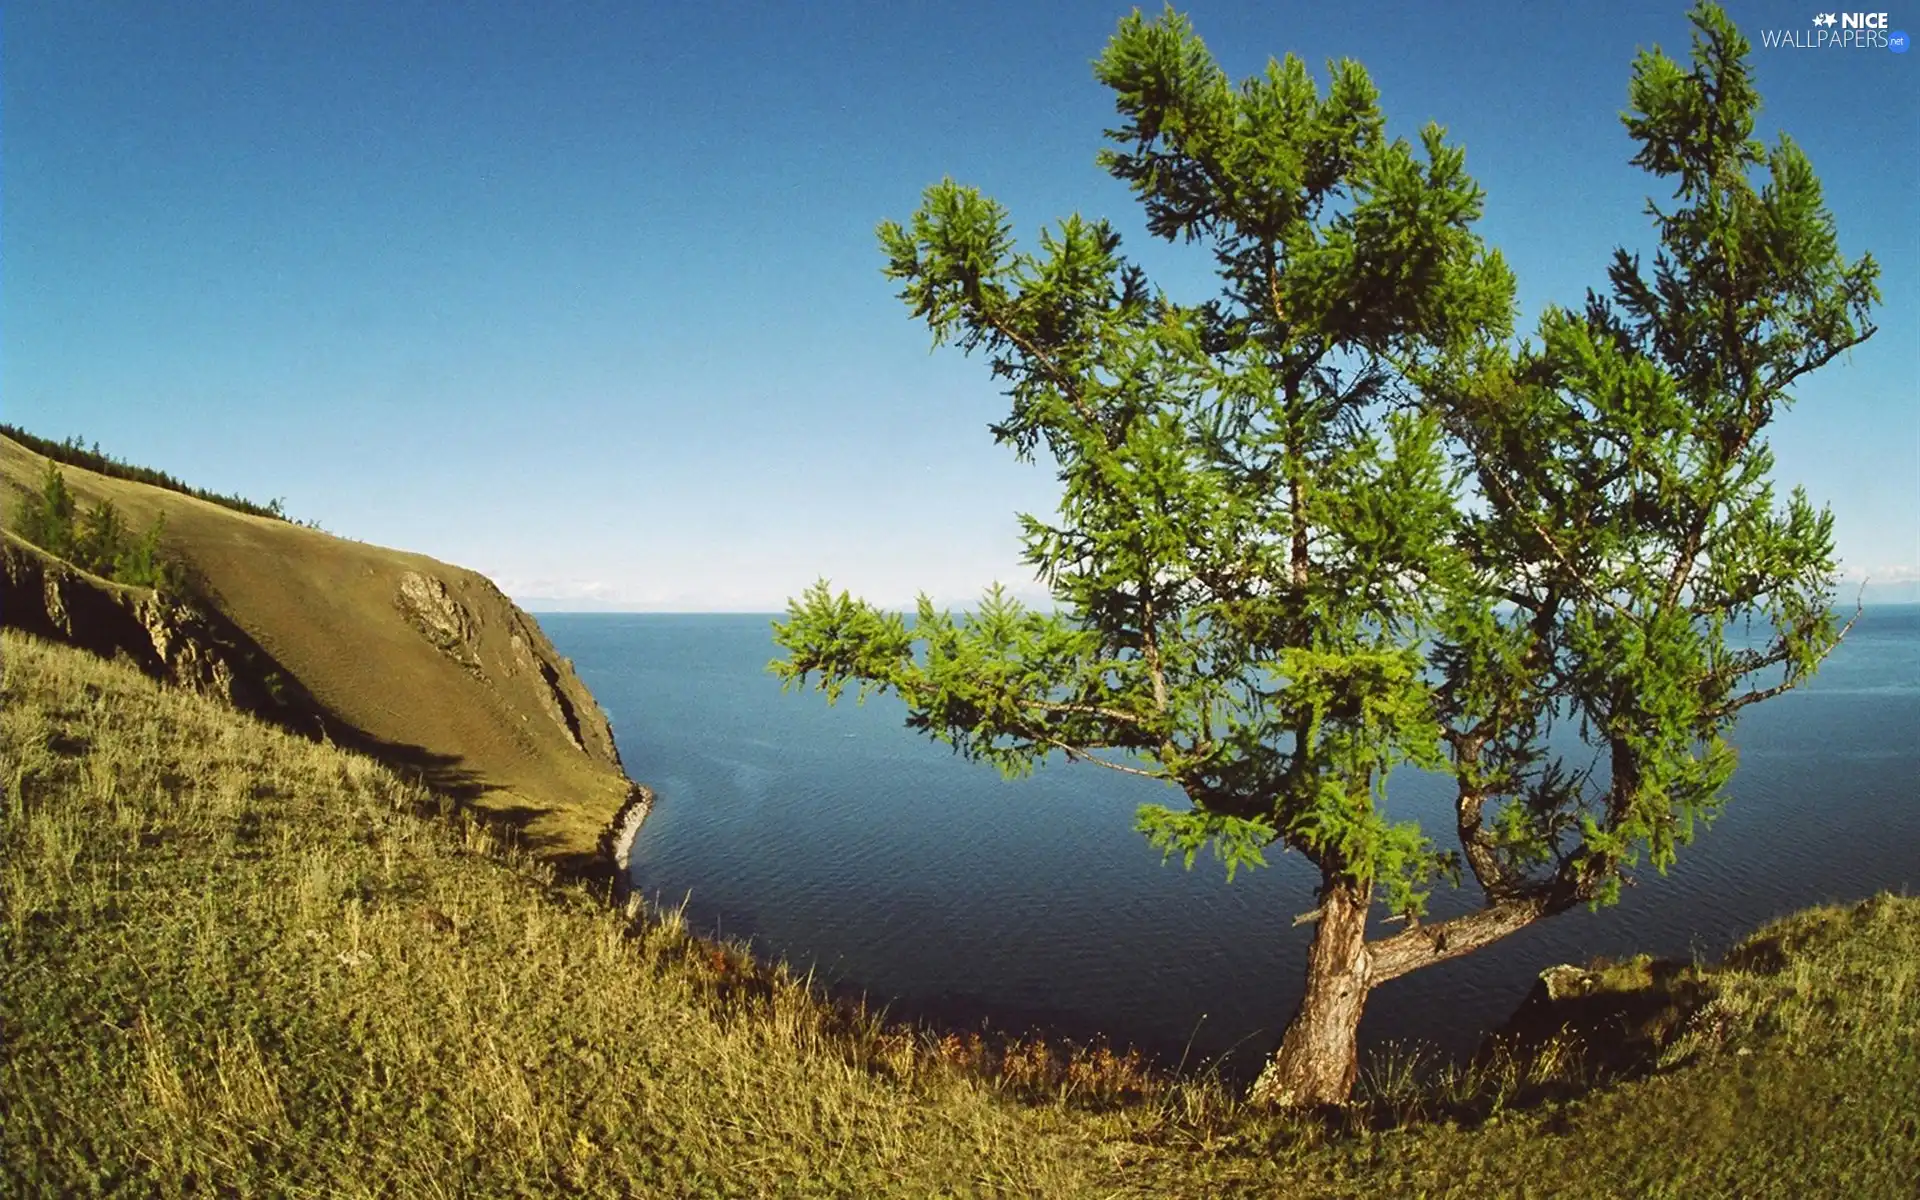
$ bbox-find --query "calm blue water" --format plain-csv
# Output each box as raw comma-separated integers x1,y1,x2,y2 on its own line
542,607,1920,1077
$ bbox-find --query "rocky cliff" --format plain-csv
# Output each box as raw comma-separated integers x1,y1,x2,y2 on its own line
1,435,645,874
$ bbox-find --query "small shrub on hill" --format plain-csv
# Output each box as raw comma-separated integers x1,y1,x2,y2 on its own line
11,461,187,594
18,460,77,559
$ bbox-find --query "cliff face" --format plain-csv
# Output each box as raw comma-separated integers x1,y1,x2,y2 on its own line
0,435,642,872
391,566,625,773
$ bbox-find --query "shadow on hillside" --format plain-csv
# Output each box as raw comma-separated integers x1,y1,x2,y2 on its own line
307,721,623,884
1329,958,1721,1136
323,724,491,806
188,614,500,811
282,708,625,889
167,578,621,882
439,793,620,886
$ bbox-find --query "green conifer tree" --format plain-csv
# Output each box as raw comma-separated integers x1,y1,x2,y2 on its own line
74,498,132,578
19,461,79,560
773,3,1873,1107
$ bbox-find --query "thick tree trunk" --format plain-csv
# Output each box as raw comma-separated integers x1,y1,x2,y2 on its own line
1249,873,1372,1109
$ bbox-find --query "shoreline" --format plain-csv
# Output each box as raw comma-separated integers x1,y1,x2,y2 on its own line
599,781,657,898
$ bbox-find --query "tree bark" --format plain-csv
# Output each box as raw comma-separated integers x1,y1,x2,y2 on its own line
1367,892,1557,984
1249,872,1372,1108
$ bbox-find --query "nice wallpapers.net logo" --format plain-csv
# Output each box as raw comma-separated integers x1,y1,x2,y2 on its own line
1760,12,1910,50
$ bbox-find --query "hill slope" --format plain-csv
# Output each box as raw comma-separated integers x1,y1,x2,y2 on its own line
0,433,637,869
4,629,1914,1197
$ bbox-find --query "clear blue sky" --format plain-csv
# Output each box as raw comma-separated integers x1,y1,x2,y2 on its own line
7,1,1915,610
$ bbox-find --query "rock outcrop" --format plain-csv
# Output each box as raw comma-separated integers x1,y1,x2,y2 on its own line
392,568,623,770
396,570,481,671
1,532,321,732
598,782,657,898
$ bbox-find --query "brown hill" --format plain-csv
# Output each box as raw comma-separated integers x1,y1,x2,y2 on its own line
0,433,641,875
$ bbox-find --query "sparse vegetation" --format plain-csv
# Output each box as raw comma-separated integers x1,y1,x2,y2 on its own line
13,459,186,593
0,423,320,528
5,630,1914,1196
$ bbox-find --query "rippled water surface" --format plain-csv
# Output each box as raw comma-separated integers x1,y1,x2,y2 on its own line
541,607,1920,1076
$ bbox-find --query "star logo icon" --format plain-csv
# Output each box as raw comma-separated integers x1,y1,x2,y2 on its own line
1813,12,1837,25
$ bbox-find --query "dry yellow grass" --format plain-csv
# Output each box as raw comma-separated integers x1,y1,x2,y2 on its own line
5,628,1916,1197
0,629,1157,1197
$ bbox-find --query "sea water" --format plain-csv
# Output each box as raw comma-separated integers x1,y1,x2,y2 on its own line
541,606,1920,1075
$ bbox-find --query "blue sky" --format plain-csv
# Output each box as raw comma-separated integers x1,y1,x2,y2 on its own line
6,1,1915,610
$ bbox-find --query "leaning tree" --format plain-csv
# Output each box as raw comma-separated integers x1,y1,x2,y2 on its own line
772,2,1876,1108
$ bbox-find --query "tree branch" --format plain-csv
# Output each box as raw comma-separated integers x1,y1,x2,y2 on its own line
1454,419,1636,623
1366,885,1583,984
1140,582,1169,714
979,309,1107,435
1703,603,1859,720
1022,698,1156,727
1758,322,1876,399
1045,738,1167,780
1451,737,1525,901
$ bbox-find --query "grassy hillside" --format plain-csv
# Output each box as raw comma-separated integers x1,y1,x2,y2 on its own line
0,423,298,524
0,433,632,869
5,630,1914,1197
